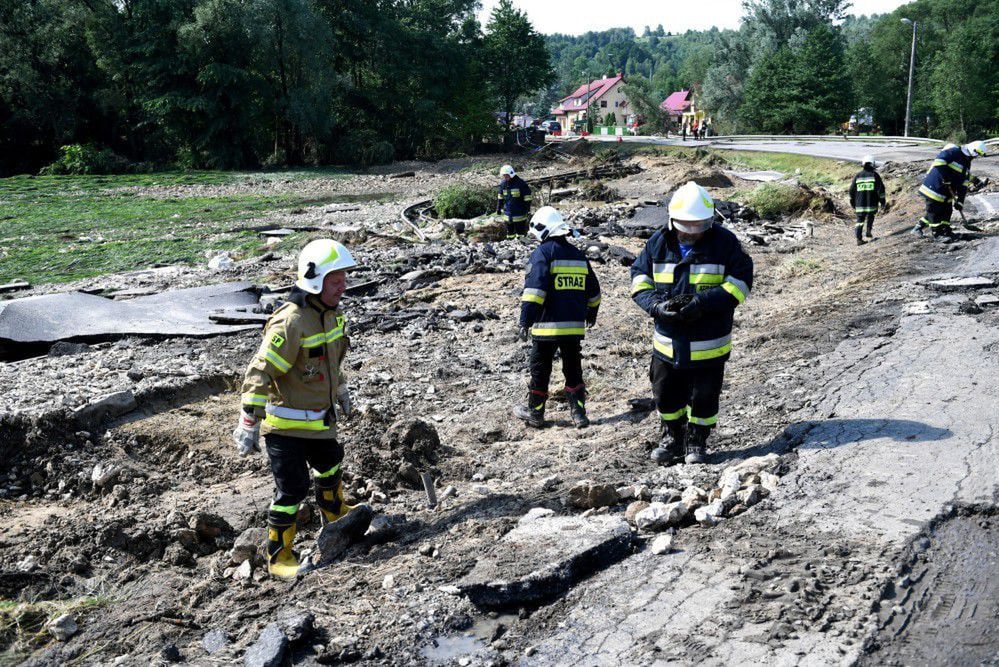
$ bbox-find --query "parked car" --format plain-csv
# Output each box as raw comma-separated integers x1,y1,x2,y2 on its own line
540,120,562,136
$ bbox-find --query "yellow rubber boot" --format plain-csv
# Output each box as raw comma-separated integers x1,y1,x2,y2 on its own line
267,522,300,579
316,475,356,524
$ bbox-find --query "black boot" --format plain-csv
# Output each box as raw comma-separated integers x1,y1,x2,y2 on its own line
514,390,547,428
650,420,686,465
855,225,865,245
865,222,874,238
911,223,925,237
684,423,710,464
565,384,589,429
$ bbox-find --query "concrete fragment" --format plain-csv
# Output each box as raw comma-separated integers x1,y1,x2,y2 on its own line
202,628,230,654
315,504,374,566
567,481,619,509
90,461,121,488
456,515,632,608
634,501,686,531
233,560,253,580
243,623,288,667
47,613,78,641
73,390,137,425
974,294,999,307
0,280,31,293
925,276,995,291
650,534,674,555
519,508,556,525
719,454,780,486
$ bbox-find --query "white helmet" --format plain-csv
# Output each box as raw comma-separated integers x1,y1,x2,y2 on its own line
962,140,987,157
861,155,876,168
296,239,358,294
529,206,571,241
500,164,516,177
668,181,715,234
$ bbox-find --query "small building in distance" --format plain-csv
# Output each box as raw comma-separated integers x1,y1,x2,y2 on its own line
552,74,631,134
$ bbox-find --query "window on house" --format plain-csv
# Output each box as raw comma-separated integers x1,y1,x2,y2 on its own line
614,101,619,108
600,100,607,108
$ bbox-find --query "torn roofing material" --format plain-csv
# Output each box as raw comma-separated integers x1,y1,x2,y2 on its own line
0,282,260,347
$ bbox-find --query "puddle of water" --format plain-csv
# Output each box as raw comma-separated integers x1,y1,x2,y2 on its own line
420,634,487,664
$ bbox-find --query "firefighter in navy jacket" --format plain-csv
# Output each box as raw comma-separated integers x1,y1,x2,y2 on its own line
497,164,533,238
631,182,753,465
514,206,601,429
913,140,987,238
848,155,886,245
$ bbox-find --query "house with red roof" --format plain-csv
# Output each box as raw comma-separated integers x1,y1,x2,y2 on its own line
661,89,711,130
551,74,631,134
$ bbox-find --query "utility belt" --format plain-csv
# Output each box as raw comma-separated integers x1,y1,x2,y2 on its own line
264,404,332,431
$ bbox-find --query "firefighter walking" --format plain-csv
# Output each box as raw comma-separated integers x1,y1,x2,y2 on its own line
497,164,533,238
514,207,601,429
631,182,753,465
849,155,886,245
912,140,988,239
232,239,361,578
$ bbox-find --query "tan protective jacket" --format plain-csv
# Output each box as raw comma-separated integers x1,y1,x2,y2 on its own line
240,291,348,440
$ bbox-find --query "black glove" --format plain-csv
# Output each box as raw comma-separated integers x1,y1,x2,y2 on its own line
954,201,963,212
651,301,681,327
518,326,529,341
586,314,597,328
678,298,704,323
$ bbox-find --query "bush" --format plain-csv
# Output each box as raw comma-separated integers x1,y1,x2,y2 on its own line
336,134,396,167
604,112,617,126
433,184,495,219
39,144,132,175
366,141,395,166
743,182,811,218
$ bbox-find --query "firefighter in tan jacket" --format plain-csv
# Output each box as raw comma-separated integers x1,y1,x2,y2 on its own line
232,239,358,578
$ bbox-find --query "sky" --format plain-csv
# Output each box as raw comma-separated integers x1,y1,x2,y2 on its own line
477,0,912,35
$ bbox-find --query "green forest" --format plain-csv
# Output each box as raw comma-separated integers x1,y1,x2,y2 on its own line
1,0,996,175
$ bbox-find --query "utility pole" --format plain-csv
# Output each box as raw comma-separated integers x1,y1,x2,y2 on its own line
901,18,917,138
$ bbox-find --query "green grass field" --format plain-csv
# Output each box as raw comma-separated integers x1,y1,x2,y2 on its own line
0,170,357,285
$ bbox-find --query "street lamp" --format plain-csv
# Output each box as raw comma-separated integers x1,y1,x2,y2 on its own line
901,18,917,137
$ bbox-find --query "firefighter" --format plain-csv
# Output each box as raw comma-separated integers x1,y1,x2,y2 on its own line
497,165,533,238
912,140,988,239
514,206,601,429
631,182,754,465
232,239,362,578
849,155,886,245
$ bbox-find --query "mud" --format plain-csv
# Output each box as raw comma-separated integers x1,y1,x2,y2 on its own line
2,149,998,665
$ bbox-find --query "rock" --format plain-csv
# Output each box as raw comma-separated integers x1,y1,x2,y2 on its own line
73,390,137,425
244,623,288,667
315,504,374,566
48,342,91,357
974,294,999,307
382,574,395,590
275,608,314,643
625,501,650,525
567,481,619,509
456,515,633,608
208,252,233,270
758,472,780,493
615,484,649,501
634,501,687,531
161,643,182,662
650,533,674,555
90,461,121,488
680,486,708,511
233,560,253,580
539,475,560,492
396,462,422,488
174,528,199,552
694,499,725,526
190,512,232,540
231,527,264,565
719,454,780,486
47,613,78,641
737,485,764,508
163,543,195,567
203,629,231,654
519,508,556,525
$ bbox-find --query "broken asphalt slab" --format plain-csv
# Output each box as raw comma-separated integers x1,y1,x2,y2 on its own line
0,282,260,355
456,514,633,609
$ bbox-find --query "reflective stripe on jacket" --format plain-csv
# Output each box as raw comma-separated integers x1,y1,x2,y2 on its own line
497,175,533,222
239,289,348,440
631,224,753,368
520,237,601,340
920,146,972,204
849,168,885,213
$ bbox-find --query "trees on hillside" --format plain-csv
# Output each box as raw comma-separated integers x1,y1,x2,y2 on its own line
484,0,553,129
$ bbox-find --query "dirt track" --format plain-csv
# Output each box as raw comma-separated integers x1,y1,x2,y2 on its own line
1,150,998,665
